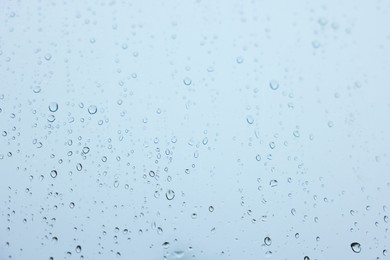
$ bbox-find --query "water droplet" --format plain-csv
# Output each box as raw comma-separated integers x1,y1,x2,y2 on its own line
88,105,97,114
256,154,261,161
47,114,55,123
113,180,119,188
82,147,90,154
351,242,361,253
165,189,175,200
76,163,82,171
318,17,328,26
69,202,75,209
33,86,41,93
50,170,57,178
236,56,244,64
75,245,82,253
269,180,278,187
162,241,170,249
173,251,185,258
45,53,52,61
269,80,279,90
304,256,310,260
312,41,321,48
157,227,163,234
291,208,296,216
149,170,155,177
209,206,214,212
246,115,254,124
48,102,58,112
264,236,272,246
183,77,192,86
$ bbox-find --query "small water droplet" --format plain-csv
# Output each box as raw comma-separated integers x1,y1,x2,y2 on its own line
47,114,56,123
49,102,58,112
264,236,272,246
45,53,52,61
269,80,279,90
291,208,296,216
246,115,254,124
312,41,321,48
183,77,192,86
269,180,278,187
162,241,170,249
88,105,97,114
82,147,90,154
165,189,175,200
75,245,82,253
173,251,185,258
236,56,244,64
351,242,361,253
50,170,57,178
33,86,41,93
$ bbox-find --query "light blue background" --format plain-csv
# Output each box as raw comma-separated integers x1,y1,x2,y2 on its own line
0,0,389,259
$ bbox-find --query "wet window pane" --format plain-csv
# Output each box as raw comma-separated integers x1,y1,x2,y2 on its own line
1,0,389,259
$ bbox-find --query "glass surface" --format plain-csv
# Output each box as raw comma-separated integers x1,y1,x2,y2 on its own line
1,0,389,259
